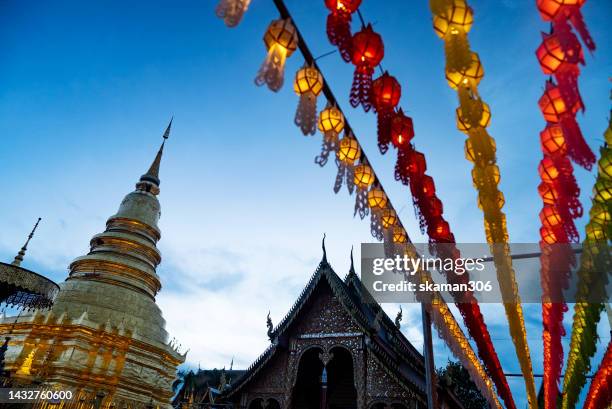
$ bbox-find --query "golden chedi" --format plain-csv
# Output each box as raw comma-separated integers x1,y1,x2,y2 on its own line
0,120,185,408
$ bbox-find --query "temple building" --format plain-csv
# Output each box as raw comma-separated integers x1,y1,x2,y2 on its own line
0,121,185,408
174,247,464,409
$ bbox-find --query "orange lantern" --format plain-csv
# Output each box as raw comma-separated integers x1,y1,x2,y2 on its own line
538,82,568,122
536,0,585,21
536,32,566,74
539,157,560,184
540,226,558,244
367,187,388,210
540,124,567,155
540,205,563,227
538,182,560,205
392,226,407,243
354,164,375,188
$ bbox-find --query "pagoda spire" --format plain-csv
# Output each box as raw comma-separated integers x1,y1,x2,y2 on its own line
12,218,41,267
138,118,172,193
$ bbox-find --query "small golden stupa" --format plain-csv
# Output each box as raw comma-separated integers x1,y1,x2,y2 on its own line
0,120,185,408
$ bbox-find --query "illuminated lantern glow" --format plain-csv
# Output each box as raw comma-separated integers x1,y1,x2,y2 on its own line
390,109,415,149
429,219,451,241
536,0,594,53
354,163,375,188
318,104,345,140
539,157,561,184
585,221,605,241
537,0,584,21
456,102,490,133
472,165,500,189
215,0,251,27
540,124,567,155
255,19,298,92
433,0,474,72
293,65,324,136
538,182,560,205
592,179,612,204
381,208,398,229
540,226,558,244
540,205,563,227
446,52,484,90
464,131,496,166
427,197,444,218
371,72,401,153
478,192,505,216
536,31,582,75
392,226,407,243
539,81,573,122
349,25,384,112
598,148,612,180
337,133,361,164
367,187,388,210
407,151,427,176
324,0,362,62
421,176,436,198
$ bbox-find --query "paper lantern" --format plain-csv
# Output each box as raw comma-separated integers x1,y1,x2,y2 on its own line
367,187,388,210
429,219,451,241
540,124,567,155
585,221,605,241
337,133,361,164
536,0,585,21
456,102,490,132
354,163,375,188
215,0,251,27
592,179,612,204
293,65,324,135
536,31,582,75
433,0,474,72
464,132,496,166
590,203,611,226
538,182,560,205
540,205,563,227
318,104,345,140
255,19,298,92
539,157,560,184
407,151,427,176
381,208,398,228
540,226,558,244
598,148,611,180
350,25,384,111
479,192,505,215
446,52,484,90
390,108,415,149
427,197,444,218
539,82,570,122
325,0,362,62
372,72,401,153
392,226,407,243
472,165,500,189
421,176,436,198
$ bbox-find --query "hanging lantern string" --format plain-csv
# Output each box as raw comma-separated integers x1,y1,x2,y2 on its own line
314,49,339,61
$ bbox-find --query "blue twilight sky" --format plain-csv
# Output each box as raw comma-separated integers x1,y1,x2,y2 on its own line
0,1,611,408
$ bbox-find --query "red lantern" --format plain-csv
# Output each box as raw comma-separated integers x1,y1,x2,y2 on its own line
350,25,384,112
428,218,451,242
421,176,436,198
539,82,571,123
394,148,426,186
540,205,563,227
540,226,558,244
539,157,561,184
538,182,560,205
324,0,362,62
390,109,415,150
371,72,401,153
536,0,595,53
426,197,444,218
540,124,567,156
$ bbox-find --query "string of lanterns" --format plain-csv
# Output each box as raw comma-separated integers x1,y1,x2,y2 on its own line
534,2,598,407
562,109,612,409
213,0,504,402
427,0,537,406
582,341,612,409
321,4,516,407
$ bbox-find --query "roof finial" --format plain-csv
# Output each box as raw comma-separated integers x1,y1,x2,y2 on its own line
321,233,327,263
12,218,41,267
138,118,173,192
349,246,355,274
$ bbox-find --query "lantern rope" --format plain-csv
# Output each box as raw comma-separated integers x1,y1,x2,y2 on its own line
428,1,537,406
321,5,516,408
562,107,612,409
233,0,506,403
533,3,597,408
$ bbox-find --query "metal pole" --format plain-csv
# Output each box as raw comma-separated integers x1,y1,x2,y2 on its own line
421,304,438,409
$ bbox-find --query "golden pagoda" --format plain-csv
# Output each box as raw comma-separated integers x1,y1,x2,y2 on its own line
0,120,186,408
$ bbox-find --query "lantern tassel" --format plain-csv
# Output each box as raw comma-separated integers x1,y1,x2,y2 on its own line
445,31,472,73
354,187,370,219
326,12,353,62
370,210,384,241
560,116,596,170
295,92,318,136
215,0,251,27
255,44,288,92
350,65,374,112
377,110,393,154
315,133,339,167
569,10,596,52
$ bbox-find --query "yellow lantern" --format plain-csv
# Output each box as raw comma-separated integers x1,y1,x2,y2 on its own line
457,102,490,132
354,164,375,188
367,187,388,210
255,18,298,92
337,133,361,164
318,104,345,140
446,52,483,90
433,0,474,73
464,130,496,166
471,165,500,189
592,179,612,204
604,123,612,145
381,208,398,229
293,65,324,136
392,226,407,243
598,148,611,180
585,221,605,241
589,203,611,226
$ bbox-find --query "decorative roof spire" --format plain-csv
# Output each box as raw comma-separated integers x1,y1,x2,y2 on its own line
321,233,328,264
138,118,172,192
349,246,355,274
12,218,41,267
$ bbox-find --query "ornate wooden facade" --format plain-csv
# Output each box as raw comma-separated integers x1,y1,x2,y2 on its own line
179,251,464,409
